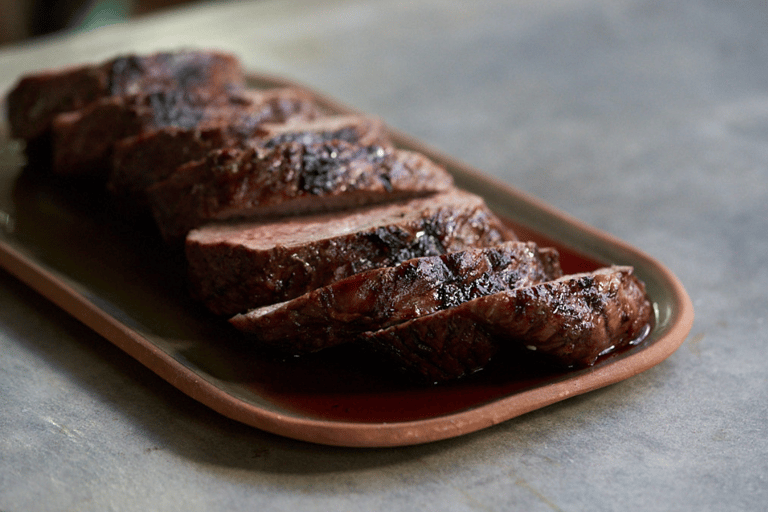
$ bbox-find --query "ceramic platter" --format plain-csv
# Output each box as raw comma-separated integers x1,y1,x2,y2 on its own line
0,73,693,447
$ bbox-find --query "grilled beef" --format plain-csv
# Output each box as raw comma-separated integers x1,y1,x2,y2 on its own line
7,51,657,387
107,90,335,204
257,115,390,148
6,51,243,142
148,139,454,242
185,190,516,316
52,87,316,178
230,242,561,354
364,266,653,382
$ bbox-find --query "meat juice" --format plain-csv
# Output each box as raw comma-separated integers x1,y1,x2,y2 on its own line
239,220,645,424
3,59,657,430
6,159,648,426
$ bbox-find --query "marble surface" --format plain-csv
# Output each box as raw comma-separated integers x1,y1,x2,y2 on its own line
0,0,766,510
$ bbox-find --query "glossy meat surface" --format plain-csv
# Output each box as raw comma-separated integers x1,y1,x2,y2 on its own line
258,115,390,149
107,87,321,203
52,88,317,178
186,190,516,315
149,139,454,241
365,266,653,383
6,51,243,141
230,241,562,353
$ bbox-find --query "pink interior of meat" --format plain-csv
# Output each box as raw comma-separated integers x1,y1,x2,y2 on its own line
188,191,478,248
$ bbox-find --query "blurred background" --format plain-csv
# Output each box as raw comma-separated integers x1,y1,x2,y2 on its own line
0,0,199,45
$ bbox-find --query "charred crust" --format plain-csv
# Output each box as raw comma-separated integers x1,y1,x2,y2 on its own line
263,126,360,148
108,55,146,95
145,91,206,129
298,142,390,194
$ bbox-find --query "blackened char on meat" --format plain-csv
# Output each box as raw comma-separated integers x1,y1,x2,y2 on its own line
229,241,561,354
258,115,390,149
51,87,314,178
6,51,657,388
185,190,516,316
148,138,454,242
5,51,243,142
364,266,653,383
107,89,331,204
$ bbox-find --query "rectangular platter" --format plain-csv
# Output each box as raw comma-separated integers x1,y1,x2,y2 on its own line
0,72,693,447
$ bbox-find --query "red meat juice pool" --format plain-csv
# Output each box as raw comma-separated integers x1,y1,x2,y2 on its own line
241,220,633,424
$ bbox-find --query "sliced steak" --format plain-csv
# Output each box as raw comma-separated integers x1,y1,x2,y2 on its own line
364,266,653,383
108,114,386,209
186,190,516,316
6,51,243,142
107,89,329,203
148,139,454,242
52,87,314,178
258,115,390,148
230,241,561,354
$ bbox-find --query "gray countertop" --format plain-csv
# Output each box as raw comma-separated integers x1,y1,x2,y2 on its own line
0,0,765,510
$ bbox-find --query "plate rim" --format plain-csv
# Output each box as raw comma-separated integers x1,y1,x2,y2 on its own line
0,71,694,447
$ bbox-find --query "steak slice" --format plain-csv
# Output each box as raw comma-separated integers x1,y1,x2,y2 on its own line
108,114,385,209
6,51,243,142
229,242,562,354
186,190,516,316
148,139,454,242
51,87,315,178
364,266,653,383
258,115,390,149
